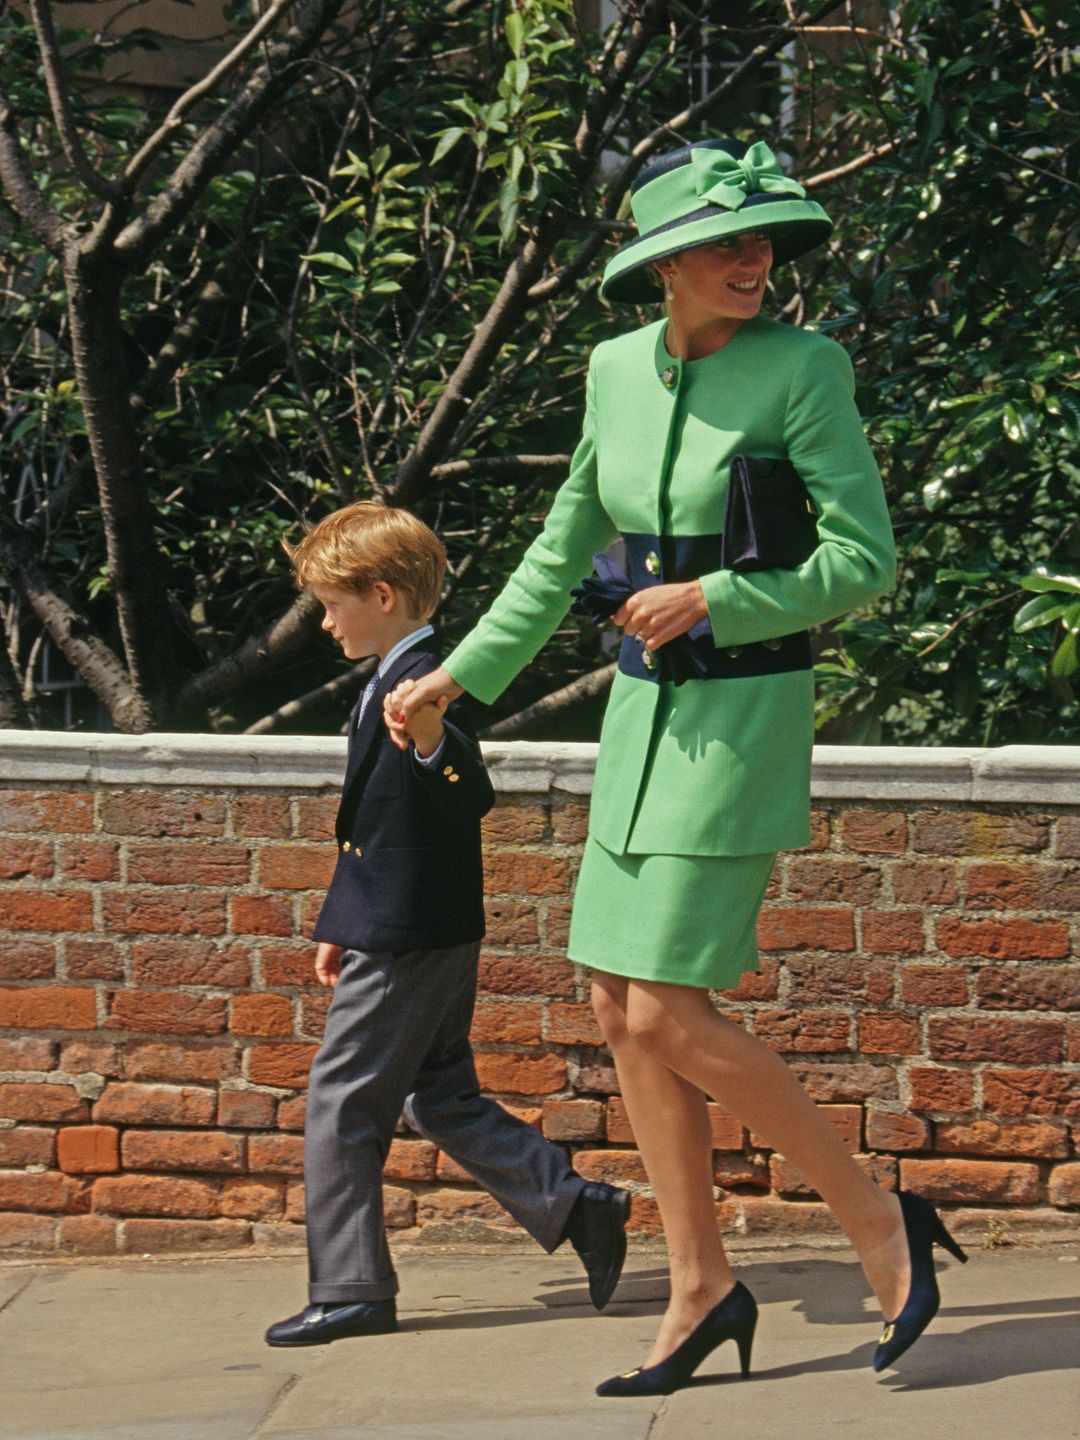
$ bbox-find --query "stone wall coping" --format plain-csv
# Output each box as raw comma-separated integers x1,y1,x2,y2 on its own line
1,730,1078,804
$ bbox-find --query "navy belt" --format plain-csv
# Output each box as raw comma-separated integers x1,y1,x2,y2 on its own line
617,532,812,685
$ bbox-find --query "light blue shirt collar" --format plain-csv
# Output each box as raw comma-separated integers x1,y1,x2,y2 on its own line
377,624,435,679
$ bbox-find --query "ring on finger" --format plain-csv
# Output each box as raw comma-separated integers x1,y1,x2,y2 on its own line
635,630,646,645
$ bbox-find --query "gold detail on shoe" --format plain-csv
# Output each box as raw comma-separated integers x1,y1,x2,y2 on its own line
619,1369,642,1379
879,1323,895,1345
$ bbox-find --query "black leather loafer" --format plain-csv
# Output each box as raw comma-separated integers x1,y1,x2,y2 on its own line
264,1298,397,1347
564,1182,631,1311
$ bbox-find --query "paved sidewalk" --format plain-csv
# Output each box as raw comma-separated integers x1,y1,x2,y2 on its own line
1,1239,1077,1440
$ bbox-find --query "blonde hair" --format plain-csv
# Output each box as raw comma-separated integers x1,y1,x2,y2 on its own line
284,501,446,620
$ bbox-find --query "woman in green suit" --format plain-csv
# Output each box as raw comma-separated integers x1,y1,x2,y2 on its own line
389,137,966,1393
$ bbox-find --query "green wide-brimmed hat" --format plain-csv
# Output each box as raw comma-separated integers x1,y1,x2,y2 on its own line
600,137,832,305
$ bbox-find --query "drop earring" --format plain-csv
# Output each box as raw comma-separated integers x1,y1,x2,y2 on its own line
664,273,674,299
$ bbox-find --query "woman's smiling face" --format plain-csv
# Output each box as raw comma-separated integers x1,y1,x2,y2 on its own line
665,230,773,320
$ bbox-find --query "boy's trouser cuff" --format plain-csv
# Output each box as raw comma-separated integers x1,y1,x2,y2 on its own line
308,1277,399,1304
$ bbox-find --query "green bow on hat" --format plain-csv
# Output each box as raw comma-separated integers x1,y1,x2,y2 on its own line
689,141,806,211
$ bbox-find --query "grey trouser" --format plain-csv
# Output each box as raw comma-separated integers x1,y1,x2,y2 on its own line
303,941,584,1303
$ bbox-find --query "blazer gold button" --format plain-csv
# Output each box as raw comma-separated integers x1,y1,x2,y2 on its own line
642,648,658,670
355,848,363,858
342,841,351,852
443,765,454,776
449,774,460,782
726,646,743,659
645,550,661,575
763,637,783,651
661,367,677,388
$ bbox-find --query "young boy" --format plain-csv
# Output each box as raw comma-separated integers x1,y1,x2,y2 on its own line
265,501,629,1347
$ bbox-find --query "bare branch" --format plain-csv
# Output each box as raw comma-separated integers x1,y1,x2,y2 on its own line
29,0,120,204
0,88,66,252
177,590,324,715
244,656,377,734
130,259,233,414
427,454,571,485
804,139,897,188
481,663,616,739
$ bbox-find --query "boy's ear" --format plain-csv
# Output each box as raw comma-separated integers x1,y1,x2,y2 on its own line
372,580,396,612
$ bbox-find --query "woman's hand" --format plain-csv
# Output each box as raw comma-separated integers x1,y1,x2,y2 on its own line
384,666,463,751
612,580,708,651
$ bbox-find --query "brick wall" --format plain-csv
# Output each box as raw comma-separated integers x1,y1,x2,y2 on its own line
0,734,1077,1257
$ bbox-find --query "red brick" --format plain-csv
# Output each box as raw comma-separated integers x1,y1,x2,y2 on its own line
0,1171,90,1213
0,789,93,833
217,1089,277,1128
0,937,56,980
246,1044,317,1088
900,965,969,1006
865,1111,930,1151
899,1157,1041,1204
890,861,958,906
482,901,540,946
1069,1020,1080,1064
928,1015,1061,1064
791,810,831,852
385,1139,437,1181
551,802,590,844
1056,817,1080,858
1,892,94,933
545,1002,603,1047
57,1215,117,1253
59,1040,121,1074
107,990,227,1037
469,998,543,1046
57,842,119,882
964,862,1080,912
99,792,226,838
908,1067,974,1113
473,1052,567,1096
841,810,907,854
248,1133,305,1175
787,858,882,904
259,944,314,987
975,966,1080,1012
0,1035,56,1069
220,1178,284,1219
755,1010,851,1053
435,1153,473,1184
102,891,227,937
481,802,547,845
573,1149,648,1185
415,1187,507,1229
259,845,336,890
914,810,1050,856
0,986,96,1030
119,1218,249,1252
542,1099,604,1141
125,1042,240,1083
935,916,1069,961
0,838,53,880
734,1196,839,1239
483,851,572,897
857,1013,921,1055
757,908,855,953
861,912,925,955
384,1185,416,1229
283,1181,305,1222
277,1095,306,1130
57,1126,120,1174
0,1082,88,1123
93,1082,217,1127
298,993,330,1038
606,1097,740,1148
574,1063,620,1095
784,956,894,1005
788,1062,899,1103
229,895,294,937
229,994,293,1038
126,842,250,887
234,794,292,838
93,1174,219,1218
627,1194,663,1234
821,1104,863,1150
1048,1163,1080,1207
544,905,572,948
291,796,336,841
0,1211,56,1250
0,1126,55,1166
478,953,575,998
982,1069,1080,1117
64,939,124,981
121,1129,245,1173
717,959,781,1002
130,939,250,988
936,1118,1069,1159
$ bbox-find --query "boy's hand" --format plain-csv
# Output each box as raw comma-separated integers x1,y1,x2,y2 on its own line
314,942,344,987
387,667,463,735
384,679,448,756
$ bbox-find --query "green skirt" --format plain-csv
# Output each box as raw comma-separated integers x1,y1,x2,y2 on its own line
566,837,776,989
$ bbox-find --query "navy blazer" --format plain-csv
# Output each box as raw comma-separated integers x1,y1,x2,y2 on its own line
312,636,495,953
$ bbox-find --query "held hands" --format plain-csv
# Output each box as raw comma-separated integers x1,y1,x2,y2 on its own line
383,673,457,755
314,942,344,988
612,580,709,651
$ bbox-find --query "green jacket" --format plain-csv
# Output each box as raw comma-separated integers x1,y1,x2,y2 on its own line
445,314,896,856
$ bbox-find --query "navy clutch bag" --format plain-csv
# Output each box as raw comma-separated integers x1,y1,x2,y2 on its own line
720,454,818,573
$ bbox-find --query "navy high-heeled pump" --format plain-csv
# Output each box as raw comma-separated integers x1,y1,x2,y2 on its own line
596,1280,758,1397
873,1190,968,1372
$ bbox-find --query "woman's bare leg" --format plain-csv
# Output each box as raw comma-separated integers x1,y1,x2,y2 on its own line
592,972,739,1367
621,978,909,1322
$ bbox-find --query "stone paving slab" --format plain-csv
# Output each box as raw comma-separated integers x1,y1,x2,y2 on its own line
0,1242,1076,1440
